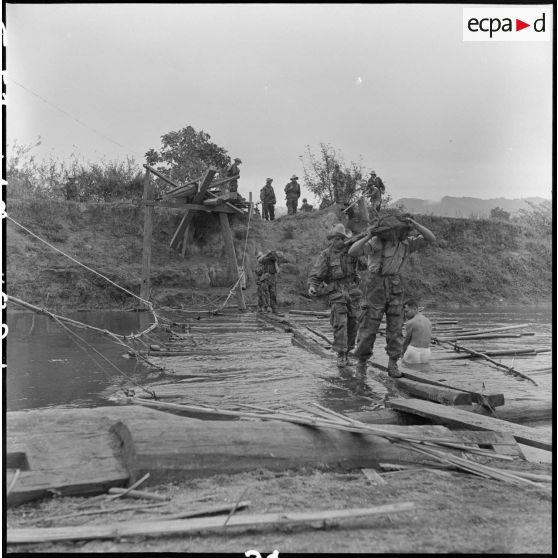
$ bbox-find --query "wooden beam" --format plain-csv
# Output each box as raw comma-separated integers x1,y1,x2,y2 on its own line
394,378,473,406
7,503,416,544
219,212,246,311
169,169,217,251
142,164,183,189
139,170,153,308
386,398,551,451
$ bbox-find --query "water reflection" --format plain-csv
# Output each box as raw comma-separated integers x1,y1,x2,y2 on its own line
5,306,552,415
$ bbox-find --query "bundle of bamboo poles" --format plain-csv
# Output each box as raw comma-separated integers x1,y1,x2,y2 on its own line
128,397,549,491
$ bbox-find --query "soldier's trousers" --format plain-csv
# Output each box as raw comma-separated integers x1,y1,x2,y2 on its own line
257,276,277,309
329,290,359,355
262,204,275,220
286,199,298,215
355,272,404,361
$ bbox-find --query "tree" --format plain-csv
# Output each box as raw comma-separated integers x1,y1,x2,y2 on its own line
490,206,511,221
145,126,231,189
514,200,552,235
299,143,366,206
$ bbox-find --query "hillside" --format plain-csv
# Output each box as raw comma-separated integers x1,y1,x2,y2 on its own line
5,198,552,311
396,196,549,219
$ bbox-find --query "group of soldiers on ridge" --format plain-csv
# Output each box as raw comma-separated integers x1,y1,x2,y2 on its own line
228,157,434,379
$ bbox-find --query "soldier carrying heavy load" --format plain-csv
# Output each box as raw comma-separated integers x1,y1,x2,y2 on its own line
348,213,436,378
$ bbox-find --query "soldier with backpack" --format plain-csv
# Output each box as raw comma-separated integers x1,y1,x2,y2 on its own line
307,224,361,368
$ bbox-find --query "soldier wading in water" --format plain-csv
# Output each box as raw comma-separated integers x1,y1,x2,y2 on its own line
307,224,361,368
348,214,435,377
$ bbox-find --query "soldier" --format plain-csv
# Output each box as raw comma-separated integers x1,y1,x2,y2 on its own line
226,158,242,193
284,174,301,215
255,250,280,313
331,163,347,204
308,224,361,368
300,198,314,212
366,170,385,208
348,214,436,377
260,178,276,220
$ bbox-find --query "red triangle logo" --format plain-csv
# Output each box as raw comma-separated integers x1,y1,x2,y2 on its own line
516,19,530,31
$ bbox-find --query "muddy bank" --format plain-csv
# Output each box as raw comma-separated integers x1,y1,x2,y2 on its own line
6,199,551,311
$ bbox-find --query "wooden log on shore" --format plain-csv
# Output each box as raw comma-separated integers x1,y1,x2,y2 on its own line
394,378,473,406
110,405,470,484
386,399,551,451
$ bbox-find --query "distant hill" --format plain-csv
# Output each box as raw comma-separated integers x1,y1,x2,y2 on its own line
395,196,549,218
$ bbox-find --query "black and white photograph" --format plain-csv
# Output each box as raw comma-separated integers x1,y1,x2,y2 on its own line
3,3,553,553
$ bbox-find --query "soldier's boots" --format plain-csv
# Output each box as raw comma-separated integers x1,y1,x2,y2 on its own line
336,352,348,368
387,357,402,378
355,359,367,376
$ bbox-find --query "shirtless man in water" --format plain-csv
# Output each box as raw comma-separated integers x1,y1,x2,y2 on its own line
401,299,432,364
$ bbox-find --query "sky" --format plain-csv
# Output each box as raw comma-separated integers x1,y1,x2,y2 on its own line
5,3,554,204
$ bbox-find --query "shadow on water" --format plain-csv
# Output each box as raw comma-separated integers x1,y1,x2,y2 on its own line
6,305,552,416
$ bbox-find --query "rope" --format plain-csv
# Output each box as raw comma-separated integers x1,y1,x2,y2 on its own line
50,314,159,400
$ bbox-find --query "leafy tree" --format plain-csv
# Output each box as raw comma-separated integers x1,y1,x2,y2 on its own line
299,143,365,205
514,200,552,235
490,206,511,221
145,126,231,190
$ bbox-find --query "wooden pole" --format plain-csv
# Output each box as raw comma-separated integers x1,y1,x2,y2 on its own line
218,213,246,311
140,169,153,308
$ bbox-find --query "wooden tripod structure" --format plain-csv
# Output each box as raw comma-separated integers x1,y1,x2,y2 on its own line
139,165,248,311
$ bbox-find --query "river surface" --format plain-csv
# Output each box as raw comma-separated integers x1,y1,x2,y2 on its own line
6,305,552,415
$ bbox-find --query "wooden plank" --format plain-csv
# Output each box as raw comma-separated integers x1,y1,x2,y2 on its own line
386,399,551,451
219,212,246,311
7,503,416,544
169,169,217,250
452,430,524,458
394,378,473,406
139,170,153,307
170,203,236,214
401,370,504,408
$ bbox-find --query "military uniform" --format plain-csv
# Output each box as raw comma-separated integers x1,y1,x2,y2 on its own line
285,179,301,215
256,254,278,311
226,162,241,192
332,167,347,204
300,200,314,212
260,183,276,220
354,234,428,364
308,245,360,359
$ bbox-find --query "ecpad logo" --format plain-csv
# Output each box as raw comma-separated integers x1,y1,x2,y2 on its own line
463,7,551,41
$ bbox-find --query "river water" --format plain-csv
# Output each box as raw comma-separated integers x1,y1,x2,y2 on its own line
6,305,552,414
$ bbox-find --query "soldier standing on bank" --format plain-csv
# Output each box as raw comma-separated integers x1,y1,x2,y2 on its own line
284,174,301,215
260,178,276,220
308,224,361,368
226,158,242,193
332,163,347,205
348,214,435,378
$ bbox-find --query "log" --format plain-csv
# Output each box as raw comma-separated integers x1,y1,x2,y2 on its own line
6,407,200,506
386,399,552,451
7,502,416,544
400,370,505,408
394,378,473,406
109,411,469,484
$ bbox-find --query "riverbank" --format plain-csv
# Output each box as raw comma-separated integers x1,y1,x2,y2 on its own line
6,198,552,311
7,462,552,553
